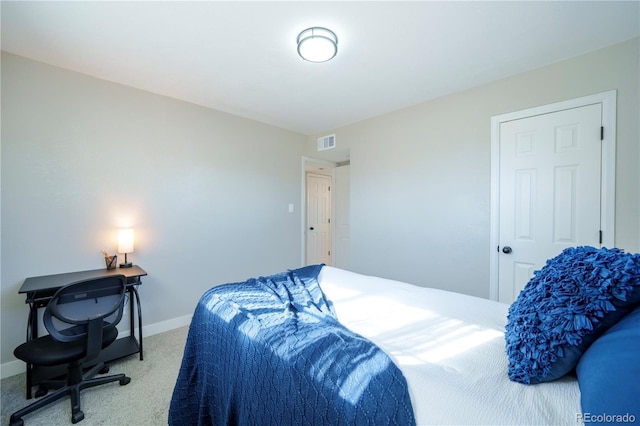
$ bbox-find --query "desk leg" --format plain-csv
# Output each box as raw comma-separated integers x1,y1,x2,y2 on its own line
128,288,134,340
131,286,143,360
25,303,38,399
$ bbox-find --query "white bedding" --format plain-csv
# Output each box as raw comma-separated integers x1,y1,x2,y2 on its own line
318,266,581,426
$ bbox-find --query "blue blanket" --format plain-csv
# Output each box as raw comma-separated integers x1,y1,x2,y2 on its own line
169,264,415,426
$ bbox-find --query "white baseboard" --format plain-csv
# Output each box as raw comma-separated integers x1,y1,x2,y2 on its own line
1,360,25,380
137,313,192,338
0,314,192,380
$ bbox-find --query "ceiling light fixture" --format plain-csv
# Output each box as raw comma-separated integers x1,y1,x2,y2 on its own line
297,27,338,63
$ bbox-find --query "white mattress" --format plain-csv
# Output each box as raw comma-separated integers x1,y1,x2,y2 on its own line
318,266,581,426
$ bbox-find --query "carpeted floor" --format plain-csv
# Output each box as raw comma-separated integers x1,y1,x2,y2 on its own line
1,326,188,426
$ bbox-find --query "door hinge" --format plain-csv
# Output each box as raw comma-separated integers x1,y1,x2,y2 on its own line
328,250,331,256
601,126,604,141
599,230,603,244
328,218,330,224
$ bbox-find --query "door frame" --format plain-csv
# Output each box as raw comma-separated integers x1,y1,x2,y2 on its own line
489,90,617,301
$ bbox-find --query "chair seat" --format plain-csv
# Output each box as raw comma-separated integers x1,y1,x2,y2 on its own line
14,325,118,366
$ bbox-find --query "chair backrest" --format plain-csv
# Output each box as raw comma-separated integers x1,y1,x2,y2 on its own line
43,275,127,360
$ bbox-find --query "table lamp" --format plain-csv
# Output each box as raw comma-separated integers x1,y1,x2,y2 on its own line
118,228,134,268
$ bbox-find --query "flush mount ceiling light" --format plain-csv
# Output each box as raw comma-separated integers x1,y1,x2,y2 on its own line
297,27,338,63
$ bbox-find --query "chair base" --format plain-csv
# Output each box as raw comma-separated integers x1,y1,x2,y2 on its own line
9,362,130,426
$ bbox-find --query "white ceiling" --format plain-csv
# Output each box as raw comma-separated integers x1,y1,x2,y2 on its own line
2,1,639,136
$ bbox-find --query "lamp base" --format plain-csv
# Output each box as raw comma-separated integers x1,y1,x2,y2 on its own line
119,262,133,268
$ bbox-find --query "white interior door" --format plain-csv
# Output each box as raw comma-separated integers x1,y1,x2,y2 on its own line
497,104,603,303
306,173,332,265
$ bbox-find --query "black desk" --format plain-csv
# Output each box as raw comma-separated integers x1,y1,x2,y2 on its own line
19,265,147,399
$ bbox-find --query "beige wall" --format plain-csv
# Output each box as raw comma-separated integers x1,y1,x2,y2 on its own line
308,37,640,298
0,52,307,367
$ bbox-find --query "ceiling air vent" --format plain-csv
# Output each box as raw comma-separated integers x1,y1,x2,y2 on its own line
317,134,336,151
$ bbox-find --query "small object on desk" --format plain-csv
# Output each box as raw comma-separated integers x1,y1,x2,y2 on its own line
102,251,117,270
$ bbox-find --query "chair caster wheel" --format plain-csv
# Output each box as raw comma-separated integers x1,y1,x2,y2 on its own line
120,376,131,386
35,387,48,398
71,410,85,424
99,365,109,374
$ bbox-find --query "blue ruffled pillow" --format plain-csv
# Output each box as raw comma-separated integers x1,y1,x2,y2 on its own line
505,246,640,384
576,306,640,420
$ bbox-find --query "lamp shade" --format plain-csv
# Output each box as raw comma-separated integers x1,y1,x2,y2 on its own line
118,228,134,254
297,27,338,63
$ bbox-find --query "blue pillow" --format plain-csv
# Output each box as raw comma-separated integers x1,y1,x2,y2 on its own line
505,246,640,384
576,306,640,422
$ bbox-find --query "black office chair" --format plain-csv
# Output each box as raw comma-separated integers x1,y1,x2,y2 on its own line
10,275,132,426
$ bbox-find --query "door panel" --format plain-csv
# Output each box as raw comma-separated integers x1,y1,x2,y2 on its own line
498,104,602,303
554,166,577,242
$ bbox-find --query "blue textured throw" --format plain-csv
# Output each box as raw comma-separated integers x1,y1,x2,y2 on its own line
506,246,640,384
169,264,415,426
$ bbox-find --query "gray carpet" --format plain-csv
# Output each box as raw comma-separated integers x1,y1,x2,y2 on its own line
1,326,188,426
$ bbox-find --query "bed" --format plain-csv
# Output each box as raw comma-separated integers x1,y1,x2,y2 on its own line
317,266,580,425
169,248,640,425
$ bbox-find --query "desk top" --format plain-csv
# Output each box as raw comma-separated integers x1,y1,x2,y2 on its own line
20,265,147,294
